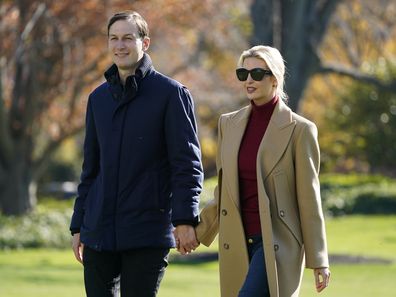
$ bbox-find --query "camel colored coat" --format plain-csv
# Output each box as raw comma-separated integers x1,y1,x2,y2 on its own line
196,99,329,297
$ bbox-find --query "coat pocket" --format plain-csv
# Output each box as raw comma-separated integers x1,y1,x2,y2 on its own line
272,171,303,246
118,171,162,212
83,178,102,229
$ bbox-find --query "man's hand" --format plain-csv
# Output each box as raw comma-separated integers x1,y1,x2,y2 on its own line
72,233,84,264
173,225,199,255
314,267,330,293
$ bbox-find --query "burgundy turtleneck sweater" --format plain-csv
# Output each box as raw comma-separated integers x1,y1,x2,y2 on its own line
238,96,278,236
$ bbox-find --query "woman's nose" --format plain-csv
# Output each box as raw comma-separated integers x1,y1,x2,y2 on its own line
246,74,254,82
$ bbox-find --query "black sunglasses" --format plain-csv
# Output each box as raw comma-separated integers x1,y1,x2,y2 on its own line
236,68,273,81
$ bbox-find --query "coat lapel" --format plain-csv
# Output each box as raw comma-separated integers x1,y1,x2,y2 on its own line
221,100,295,210
221,105,251,209
258,100,296,180
256,100,295,297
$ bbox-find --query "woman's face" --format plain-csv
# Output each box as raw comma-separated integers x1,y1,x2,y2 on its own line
239,57,277,106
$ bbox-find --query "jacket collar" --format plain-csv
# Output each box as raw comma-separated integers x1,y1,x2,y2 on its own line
135,53,153,78
104,53,153,86
104,53,153,103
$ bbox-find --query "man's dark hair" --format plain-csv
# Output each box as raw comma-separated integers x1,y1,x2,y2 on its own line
107,11,149,38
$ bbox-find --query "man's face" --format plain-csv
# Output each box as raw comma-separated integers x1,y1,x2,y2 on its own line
108,19,150,72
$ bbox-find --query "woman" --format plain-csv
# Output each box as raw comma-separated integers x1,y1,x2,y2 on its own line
195,45,330,297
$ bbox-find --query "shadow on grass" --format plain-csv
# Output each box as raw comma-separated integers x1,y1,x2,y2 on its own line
169,252,218,265
170,252,394,265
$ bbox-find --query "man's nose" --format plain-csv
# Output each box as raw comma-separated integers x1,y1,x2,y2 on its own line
115,40,126,49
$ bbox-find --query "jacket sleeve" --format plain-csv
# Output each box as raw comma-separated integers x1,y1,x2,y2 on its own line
164,86,203,226
295,122,329,268
195,115,224,246
70,96,100,233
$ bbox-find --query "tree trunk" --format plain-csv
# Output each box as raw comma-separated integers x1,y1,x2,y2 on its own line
250,0,340,111
0,154,35,215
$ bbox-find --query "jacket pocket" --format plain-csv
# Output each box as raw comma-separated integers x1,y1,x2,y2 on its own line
119,171,161,212
83,178,101,229
272,171,303,246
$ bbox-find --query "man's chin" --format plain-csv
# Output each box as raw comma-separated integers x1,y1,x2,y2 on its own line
116,63,135,71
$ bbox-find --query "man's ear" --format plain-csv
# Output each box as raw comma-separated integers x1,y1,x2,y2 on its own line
142,37,150,51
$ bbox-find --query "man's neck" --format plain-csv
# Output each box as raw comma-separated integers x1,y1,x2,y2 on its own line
118,55,144,85
118,70,133,86
118,55,144,86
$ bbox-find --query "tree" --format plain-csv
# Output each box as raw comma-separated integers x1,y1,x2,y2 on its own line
3,0,394,215
250,0,396,111
300,0,396,174
321,62,396,174
0,0,114,215
0,0,240,215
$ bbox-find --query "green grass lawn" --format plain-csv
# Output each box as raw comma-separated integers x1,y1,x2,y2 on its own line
0,249,85,297
326,215,396,260
1,215,395,296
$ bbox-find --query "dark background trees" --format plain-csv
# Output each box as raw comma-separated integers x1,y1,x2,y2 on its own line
0,1,109,215
1,0,395,215
250,0,396,111
0,0,242,215
250,0,341,111
301,0,396,174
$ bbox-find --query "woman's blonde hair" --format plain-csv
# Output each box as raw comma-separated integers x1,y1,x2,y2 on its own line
237,45,288,102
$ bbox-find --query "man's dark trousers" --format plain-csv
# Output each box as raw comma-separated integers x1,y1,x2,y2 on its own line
83,246,169,297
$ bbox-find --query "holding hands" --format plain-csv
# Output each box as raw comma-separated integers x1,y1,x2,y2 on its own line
173,225,200,255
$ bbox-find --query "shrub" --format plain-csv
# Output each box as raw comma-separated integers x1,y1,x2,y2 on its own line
0,202,73,250
321,174,396,216
1,175,395,249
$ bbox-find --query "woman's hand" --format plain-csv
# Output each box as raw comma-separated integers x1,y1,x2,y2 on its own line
314,267,330,292
173,225,200,255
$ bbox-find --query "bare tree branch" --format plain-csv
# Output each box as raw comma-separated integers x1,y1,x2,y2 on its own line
311,0,342,44
65,50,107,122
15,3,46,59
168,33,206,77
318,63,396,92
11,2,48,140
332,15,361,67
32,126,84,181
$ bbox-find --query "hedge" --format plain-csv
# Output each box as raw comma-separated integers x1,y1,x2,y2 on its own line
1,174,395,249
321,174,396,216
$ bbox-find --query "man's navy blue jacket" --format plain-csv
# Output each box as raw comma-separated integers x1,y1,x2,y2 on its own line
70,54,203,251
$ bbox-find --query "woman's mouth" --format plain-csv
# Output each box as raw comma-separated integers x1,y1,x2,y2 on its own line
247,87,256,94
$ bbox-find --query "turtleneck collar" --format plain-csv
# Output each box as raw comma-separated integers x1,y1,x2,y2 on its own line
251,96,278,114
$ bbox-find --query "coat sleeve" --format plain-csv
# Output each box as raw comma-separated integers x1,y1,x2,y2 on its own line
295,122,329,268
195,115,225,246
70,96,100,233
164,86,204,226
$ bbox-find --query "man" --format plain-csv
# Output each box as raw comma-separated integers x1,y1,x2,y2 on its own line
70,11,202,297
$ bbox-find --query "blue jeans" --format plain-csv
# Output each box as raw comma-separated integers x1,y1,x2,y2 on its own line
238,236,270,297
